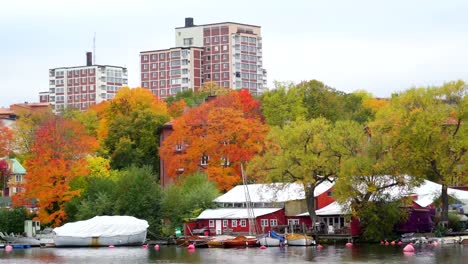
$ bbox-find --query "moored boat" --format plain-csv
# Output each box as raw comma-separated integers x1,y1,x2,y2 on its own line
223,235,258,248
207,235,235,248
53,216,148,247
285,233,316,246
258,230,285,247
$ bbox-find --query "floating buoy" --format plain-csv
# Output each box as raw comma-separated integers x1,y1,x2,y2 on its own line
398,241,403,246
385,241,389,246
5,245,12,252
432,241,439,247
380,241,384,245
403,244,415,252
345,242,353,247
108,245,115,248
391,241,396,246
187,244,195,250
154,244,160,250
317,244,324,250
260,245,267,250
142,244,148,249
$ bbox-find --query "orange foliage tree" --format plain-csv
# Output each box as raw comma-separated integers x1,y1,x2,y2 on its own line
159,90,268,191
168,99,187,118
15,116,98,226
0,121,14,157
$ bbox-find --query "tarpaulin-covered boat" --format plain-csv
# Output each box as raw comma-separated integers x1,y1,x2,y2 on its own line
53,216,148,247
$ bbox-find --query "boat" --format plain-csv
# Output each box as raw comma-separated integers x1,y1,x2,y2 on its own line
285,233,316,246
53,215,148,247
207,235,235,248
223,235,259,248
0,232,42,247
258,230,285,247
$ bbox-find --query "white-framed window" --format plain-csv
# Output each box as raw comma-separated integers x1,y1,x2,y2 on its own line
143,64,148,70
142,55,148,61
15,175,23,182
200,154,209,166
175,144,183,151
231,220,237,227
222,45,228,51
152,63,157,69
159,53,165,60
222,35,228,42
270,219,278,227
213,36,219,43
160,62,166,68
205,37,210,44
261,219,269,227
214,46,219,52
240,219,247,227
209,220,215,228
288,219,300,225
151,54,157,60
223,220,228,228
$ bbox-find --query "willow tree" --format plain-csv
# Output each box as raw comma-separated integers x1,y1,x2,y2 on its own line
248,118,363,224
370,81,467,224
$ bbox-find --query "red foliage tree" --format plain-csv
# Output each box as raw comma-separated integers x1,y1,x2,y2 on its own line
14,116,98,226
0,120,14,157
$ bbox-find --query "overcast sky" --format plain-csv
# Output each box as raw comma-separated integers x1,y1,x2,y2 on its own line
1,0,467,107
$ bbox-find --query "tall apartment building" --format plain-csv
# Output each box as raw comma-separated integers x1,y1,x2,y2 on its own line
140,47,203,98
140,18,266,99
41,52,128,112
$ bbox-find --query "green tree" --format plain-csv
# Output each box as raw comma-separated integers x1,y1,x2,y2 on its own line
165,90,208,108
248,118,363,224
161,172,219,235
372,81,467,224
0,208,34,234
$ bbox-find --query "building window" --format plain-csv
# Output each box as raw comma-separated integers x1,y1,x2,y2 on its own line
152,81,157,87
160,80,165,87
213,36,219,43
223,220,228,228
152,63,157,69
209,220,215,228
171,51,181,57
214,64,219,70
143,64,148,70
143,55,148,61
270,219,278,227
159,53,165,60
160,62,166,68
222,35,228,42
261,219,269,227
214,73,219,80
222,54,228,60
183,38,193,46
222,45,228,51
223,63,228,70
232,220,237,227
15,175,22,182
201,154,209,166
222,72,228,78
152,72,157,78
213,55,219,61
240,219,247,227
214,46,219,52
160,71,165,78
171,60,181,67
205,37,210,44
288,219,299,225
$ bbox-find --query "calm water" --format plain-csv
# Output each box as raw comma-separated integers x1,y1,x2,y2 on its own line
0,244,466,264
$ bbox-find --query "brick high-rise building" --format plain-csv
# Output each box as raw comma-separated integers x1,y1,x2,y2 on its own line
140,18,266,99
41,52,128,112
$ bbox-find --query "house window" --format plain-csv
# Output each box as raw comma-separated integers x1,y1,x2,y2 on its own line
261,219,269,227
209,220,215,227
183,38,193,46
232,220,237,227
240,220,246,227
201,154,209,166
15,175,23,182
270,219,278,227
288,219,299,225
175,144,183,151
223,220,228,228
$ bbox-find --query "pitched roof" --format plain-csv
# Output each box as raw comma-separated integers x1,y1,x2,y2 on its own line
197,208,282,219
297,201,347,217
3,158,27,175
214,181,335,204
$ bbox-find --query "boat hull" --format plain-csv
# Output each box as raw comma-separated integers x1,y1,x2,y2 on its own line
258,237,281,247
286,234,315,246
54,230,147,247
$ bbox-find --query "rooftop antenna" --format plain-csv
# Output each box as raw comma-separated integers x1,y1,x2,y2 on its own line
93,32,96,64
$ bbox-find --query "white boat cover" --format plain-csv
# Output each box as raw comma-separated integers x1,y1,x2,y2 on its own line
53,216,148,237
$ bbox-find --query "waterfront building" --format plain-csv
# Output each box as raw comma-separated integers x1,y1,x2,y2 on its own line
141,17,267,99
40,52,128,112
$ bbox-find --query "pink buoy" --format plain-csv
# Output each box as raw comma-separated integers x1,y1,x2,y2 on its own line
5,245,13,252
317,244,324,250
432,241,439,247
108,245,115,248
260,245,267,250
154,244,160,250
403,244,415,252
391,241,396,246
345,242,353,247
380,241,384,245
187,244,195,250
398,241,403,246
142,244,148,249
385,241,389,246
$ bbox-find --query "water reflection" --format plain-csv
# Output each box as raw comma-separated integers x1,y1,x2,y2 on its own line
0,244,466,263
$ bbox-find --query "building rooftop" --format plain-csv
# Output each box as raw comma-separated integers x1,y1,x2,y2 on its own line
175,21,261,29
197,208,282,220
140,46,204,54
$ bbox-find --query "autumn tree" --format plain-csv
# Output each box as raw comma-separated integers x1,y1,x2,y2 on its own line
198,81,230,96
15,116,98,226
0,120,14,157
370,81,467,224
165,90,208,108
97,87,170,171
159,90,268,191
248,118,364,224
167,99,187,118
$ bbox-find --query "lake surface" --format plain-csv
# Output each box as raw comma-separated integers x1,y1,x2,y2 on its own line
0,244,466,263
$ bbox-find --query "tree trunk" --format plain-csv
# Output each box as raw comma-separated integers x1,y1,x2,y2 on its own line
305,183,317,226
441,184,449,226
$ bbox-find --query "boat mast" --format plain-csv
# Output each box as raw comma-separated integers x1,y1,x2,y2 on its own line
241,163,257,235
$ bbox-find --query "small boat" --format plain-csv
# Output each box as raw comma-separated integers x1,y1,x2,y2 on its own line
285,234,316,246
187,236,212,248
207,235,235,248
0,232,42,247
53,216,148,247
223,235,258,248
258,230,285,247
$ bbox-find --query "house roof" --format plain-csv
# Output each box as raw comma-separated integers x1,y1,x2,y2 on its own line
214,181,335,204
411,180,468,207
8,158,26,175
196,208,282,220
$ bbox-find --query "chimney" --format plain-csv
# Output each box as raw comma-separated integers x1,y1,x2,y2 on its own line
185,17,194,27
86,52,92,66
